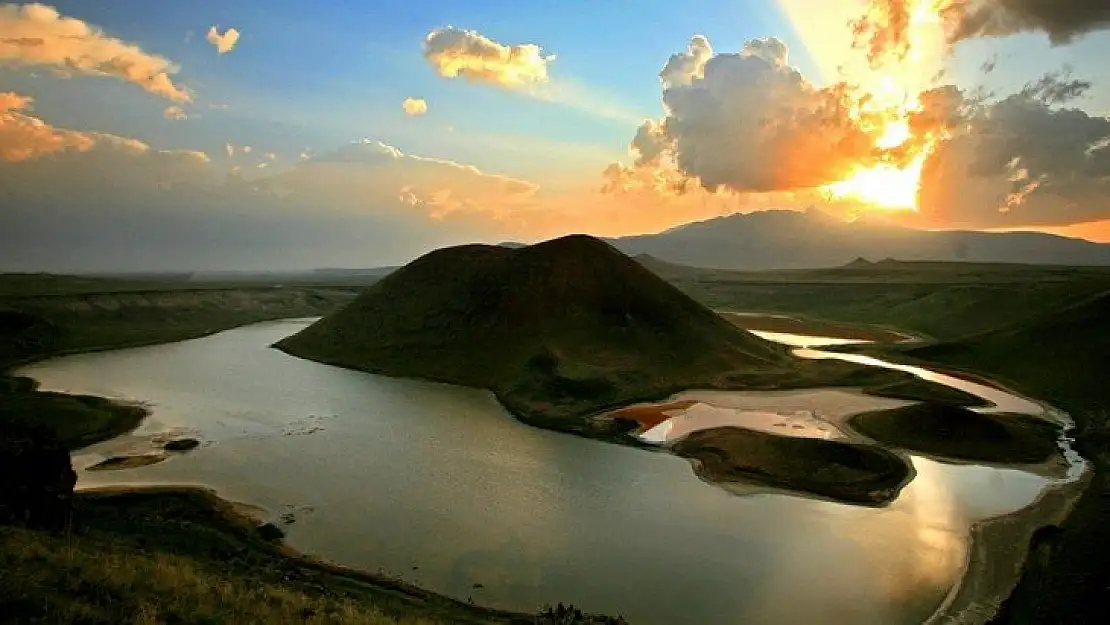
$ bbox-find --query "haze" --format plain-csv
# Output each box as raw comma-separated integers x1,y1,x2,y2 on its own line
1,0,1109,272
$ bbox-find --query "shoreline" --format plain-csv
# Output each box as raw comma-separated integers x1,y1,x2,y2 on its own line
68,485,550,623
16,314,1091,625
925,465,1091,624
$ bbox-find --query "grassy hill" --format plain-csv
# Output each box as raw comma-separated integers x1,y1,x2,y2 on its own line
278,235,810,427
894,293,1110,625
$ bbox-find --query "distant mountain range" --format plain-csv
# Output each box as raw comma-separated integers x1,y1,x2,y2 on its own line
603,210,1110,270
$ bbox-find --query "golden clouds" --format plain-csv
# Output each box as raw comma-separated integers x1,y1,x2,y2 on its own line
206,25,240,55
424,27,552,89
0,3,190,101
0,91,95,161
402,97,428,116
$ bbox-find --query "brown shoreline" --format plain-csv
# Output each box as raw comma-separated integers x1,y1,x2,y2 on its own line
925,467,1091,625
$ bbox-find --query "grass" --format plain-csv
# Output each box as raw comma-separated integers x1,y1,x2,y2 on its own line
0,390,147,451
849,403,1060,464
670,427,911,505
860,377,987,407
657,262,1110,625
278,236,926,437
902,293,1110,625
0,489,621,625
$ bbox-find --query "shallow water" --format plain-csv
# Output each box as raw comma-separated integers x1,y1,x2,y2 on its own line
19,320,1070,625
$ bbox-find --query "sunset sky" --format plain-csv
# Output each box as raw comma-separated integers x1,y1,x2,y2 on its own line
1,0,1109,271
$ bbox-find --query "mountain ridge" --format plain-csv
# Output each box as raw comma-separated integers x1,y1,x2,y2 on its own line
607,210,1110,270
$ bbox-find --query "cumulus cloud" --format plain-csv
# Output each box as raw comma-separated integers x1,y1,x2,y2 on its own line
423,26,552,89
915,79,1110,227
0,3,190,101
206,25,240,54
402,97,428,116
619,36,906,194
659,35,713,89
163,105,188,121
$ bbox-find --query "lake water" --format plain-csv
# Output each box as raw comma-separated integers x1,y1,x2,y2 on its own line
18,319,1077,625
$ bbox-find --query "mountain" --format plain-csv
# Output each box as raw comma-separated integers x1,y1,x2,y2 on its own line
609,209,1110,270
277,235,801,426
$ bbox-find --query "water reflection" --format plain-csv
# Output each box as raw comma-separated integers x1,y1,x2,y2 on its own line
17,321,1065,625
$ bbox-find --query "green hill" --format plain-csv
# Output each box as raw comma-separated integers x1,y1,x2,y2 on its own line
907,291,1110,625
278,235,808,427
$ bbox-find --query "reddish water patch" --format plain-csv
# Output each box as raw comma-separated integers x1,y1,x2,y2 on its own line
608,400,698,430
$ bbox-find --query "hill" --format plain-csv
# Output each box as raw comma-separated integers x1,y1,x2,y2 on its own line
610,209,1110,270
898,292,1110,625
277,235,809,428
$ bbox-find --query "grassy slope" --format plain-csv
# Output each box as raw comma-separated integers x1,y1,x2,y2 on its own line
908,293,1110,625
849,403,1060,464
627,258,1110,623
279,236,866,428
665,262,1110,625
665,261,1110,341
1,490,618,625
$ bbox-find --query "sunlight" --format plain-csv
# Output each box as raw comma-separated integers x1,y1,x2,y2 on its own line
824,153,926,211
818,0,948,212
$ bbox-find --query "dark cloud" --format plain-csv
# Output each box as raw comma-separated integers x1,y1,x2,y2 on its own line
949,0,1110,44
856,0,1110,66
916,79,1110,227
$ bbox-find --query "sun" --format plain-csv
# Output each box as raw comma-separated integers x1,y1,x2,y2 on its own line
820,0,948,213
825,153,926,211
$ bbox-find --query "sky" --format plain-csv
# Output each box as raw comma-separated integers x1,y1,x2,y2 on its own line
1,0,1109,271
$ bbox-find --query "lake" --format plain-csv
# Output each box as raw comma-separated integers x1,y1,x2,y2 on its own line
17,319,1081,625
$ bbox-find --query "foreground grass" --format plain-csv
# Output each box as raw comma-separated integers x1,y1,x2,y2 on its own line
0,490,553,625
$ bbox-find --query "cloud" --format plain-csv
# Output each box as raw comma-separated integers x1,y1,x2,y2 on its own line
0,103,803,271
163,105,188,121
915,81,1110,227
947,0,1110,44
659,35,713,89
0,3,190,101
423,26,553,90
206,25,240,55
272,139,540,221
402,97,428,116
619,36,907,194
0,91,96,161
856,0,1110,64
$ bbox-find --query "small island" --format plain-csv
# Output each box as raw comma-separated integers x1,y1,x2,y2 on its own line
670,427,911,505
849,402,1061,464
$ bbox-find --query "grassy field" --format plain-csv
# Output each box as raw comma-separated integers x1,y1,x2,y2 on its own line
662,259,1110,342
1,489,621,625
